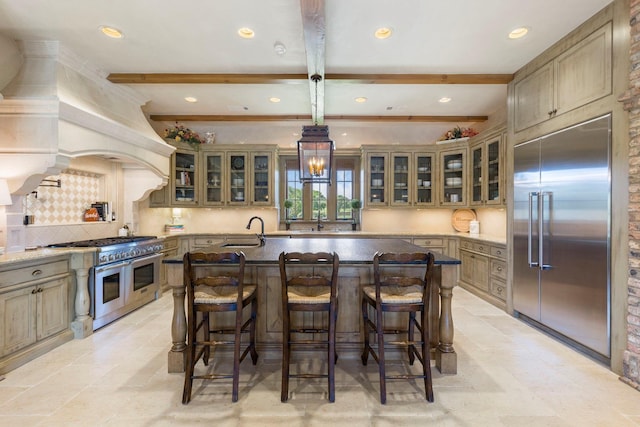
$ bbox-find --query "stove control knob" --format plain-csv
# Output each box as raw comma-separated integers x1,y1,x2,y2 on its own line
115,253,120,260
99,255,107,263
108,254,114,261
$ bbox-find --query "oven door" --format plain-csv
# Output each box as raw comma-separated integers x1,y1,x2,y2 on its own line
127,253,162,305
91,261,128,320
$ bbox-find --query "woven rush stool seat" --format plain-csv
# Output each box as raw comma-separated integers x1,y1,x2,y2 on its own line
361,251,435,404
182,251,258,404
279,251,339,402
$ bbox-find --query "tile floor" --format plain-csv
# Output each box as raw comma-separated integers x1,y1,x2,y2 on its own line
0,287,638,426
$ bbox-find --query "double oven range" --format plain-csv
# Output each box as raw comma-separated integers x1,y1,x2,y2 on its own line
49,236,164,329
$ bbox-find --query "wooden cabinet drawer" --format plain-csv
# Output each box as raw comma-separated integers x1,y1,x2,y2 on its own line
413,238,444,248
490,278,507,301
162,238,178,250
491,245,506,259
0,260,68,288
459,240,473,250
473,242,490,255
490,259,506,280
193,237,222,247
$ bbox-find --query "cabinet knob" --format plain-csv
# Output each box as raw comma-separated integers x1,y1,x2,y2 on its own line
31,288,37,294
497,266,503,272
496,250,502,255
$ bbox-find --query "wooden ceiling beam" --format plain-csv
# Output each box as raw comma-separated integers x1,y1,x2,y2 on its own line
149,114,487,123
300,0,326,124
107,72,513,85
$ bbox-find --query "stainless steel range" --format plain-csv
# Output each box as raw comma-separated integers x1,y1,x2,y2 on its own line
49,236,164,329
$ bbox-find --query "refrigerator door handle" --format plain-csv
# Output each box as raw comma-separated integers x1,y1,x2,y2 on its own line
539,191,553,270
528,192,539,268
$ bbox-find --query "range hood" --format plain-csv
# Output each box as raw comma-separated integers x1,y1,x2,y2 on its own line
0,40,174,195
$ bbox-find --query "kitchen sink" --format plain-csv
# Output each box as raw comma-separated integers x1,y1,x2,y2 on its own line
220,242,261,248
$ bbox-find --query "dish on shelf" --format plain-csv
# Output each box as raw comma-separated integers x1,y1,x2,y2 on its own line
452,208,477,232
395,183,406,187
417,167,430,172
232,157,244,169
423,181,431,187
372,179,383,186
445,177,462,186
447,160,463,169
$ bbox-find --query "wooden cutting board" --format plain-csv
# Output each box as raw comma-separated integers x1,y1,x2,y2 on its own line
452,209,476,232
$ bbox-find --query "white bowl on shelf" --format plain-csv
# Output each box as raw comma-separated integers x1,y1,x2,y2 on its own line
446,177,462,186
447,160,462,169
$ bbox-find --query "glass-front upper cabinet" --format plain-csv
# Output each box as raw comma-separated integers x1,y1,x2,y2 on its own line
367,153,387,206
469,133,503,206
391,153,410,206
228,153,247,205
172,149,198,206
415,153,435,206
251,152,272,205
440,147,466,206
203,153,223,205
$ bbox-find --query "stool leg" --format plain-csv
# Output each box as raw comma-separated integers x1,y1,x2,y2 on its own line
182,310,197,404
408,311,416,365
250,297,259,364
376,306,387,404
281,306,290,402
232,309,242,402
202,312,210,366
361,298,370,365
328,303,336,403
422,308,434,402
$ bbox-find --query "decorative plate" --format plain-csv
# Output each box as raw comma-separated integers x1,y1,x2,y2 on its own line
232,157,244,170
452,209,477,232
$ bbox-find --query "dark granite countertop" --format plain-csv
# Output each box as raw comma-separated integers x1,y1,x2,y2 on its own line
163,237,460,265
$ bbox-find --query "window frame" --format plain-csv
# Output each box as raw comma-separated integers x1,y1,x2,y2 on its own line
279,154,360,222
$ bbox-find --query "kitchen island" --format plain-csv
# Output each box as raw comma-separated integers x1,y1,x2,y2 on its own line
164,237,461,374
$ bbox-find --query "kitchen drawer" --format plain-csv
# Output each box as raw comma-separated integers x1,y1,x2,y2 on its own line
490,259,506,280
162,238,178,250
193,237,223,248
473,242,490,255
490,245,506,259
490,278,507,301
413,238,444,248
459,239,473,250
0,260,68,288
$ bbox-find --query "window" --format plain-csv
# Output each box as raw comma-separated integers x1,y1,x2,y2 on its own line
281,156,359,222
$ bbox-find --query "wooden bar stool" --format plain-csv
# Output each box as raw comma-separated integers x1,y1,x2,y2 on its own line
182,251,258,404
279,251,339,402
361,251,435,404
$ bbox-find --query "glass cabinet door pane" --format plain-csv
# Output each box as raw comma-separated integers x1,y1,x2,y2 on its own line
442,152,464,204
369,155,386,204
392,155,409,204
416,155,433,204
253,154,270,204
487,140,500,202
229,154,246,203
174,151,196,204
205,154,222,204
472,146,483,203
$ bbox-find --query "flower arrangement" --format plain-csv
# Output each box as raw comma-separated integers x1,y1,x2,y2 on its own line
438,126,478,141
164,123,205,147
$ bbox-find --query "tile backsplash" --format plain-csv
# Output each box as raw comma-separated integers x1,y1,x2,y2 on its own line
25,170,101,224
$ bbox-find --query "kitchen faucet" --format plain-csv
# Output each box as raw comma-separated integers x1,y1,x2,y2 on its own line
246,216,266,246
317,216,324,231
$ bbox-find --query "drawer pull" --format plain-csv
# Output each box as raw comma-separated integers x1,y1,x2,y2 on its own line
497,286,504,293
496,250,502,255
31,269,43,277
478,246,484,251
31,288,37,294
38,288,43,293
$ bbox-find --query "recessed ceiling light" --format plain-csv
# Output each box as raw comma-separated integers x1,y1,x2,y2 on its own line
269,97,281,103
99,25,124,39
374,27,392,39
355,97,368,103
342,132,348,137
273,41,286,55
439,97,452,103
238,27,255,39
508,27,529,39
184,97,198,103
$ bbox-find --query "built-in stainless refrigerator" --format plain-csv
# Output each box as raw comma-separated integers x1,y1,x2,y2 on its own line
513,114,611,361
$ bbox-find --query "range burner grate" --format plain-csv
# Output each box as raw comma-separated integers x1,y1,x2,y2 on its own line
48,236,157,248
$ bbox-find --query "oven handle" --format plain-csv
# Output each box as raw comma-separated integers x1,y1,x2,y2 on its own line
94,260,129,273
131,252,163,265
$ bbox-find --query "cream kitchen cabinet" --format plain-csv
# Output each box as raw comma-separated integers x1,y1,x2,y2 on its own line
390,153,411,206
514,22,612,132
0,257,71,371
365,152,388,207
152,144,275,208
439,147,467,206
414,153,436,206
458,238,507,309
469,130,505,207
412,236,448,256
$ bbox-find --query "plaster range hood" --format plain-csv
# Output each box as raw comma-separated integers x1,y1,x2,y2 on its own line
0,40,175,196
